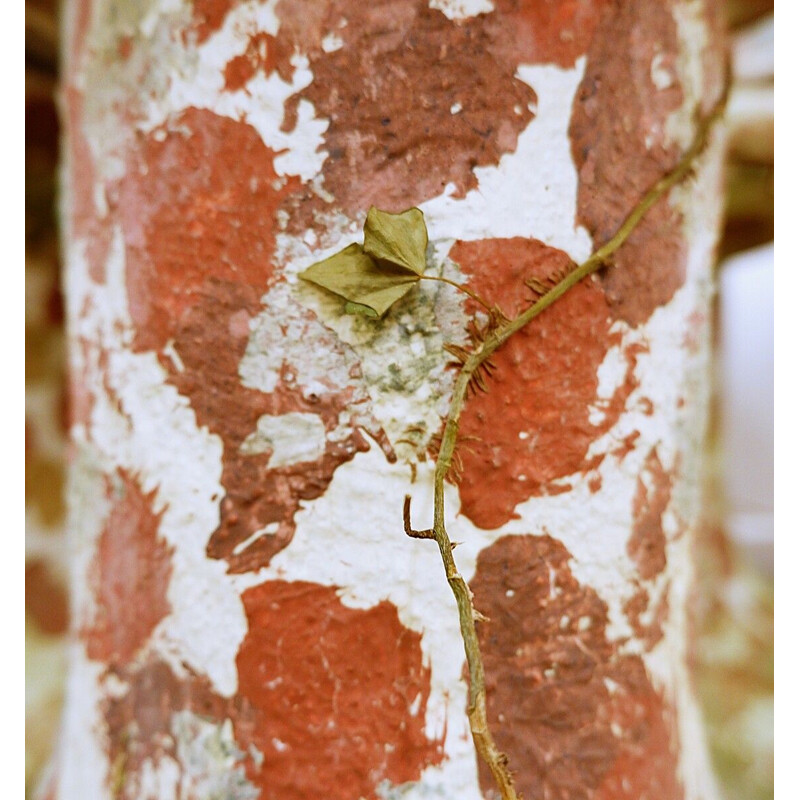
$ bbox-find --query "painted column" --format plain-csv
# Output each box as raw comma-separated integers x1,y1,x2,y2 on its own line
57,1,727,798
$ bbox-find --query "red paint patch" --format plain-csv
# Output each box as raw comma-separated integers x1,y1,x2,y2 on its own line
570,0,687,326
102,585,442,800
449,238,638,529
104,658,228,783
628,448,673,580
189,0,240,43
68,0,94,74
491,0,610,67
471,534,683,799
223,32,285,91
274,1,538,226
84,470,172,665
119,108,386,572
119,107,296,353
234,581,443,798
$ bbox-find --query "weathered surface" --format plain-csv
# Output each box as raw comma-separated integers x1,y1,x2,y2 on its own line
449,237,638,529
471,535,682,800
84,470,172,665
58,0,725,797
570,0,687,326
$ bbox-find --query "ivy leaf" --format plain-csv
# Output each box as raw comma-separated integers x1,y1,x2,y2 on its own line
363,206,429,275
299,243,419,317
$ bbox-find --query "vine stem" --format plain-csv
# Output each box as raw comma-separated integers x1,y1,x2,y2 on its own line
419,273,496,312
409,88,728,800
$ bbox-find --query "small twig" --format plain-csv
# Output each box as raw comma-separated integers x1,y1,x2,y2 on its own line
405,87,728,800
419,273,498,313
403,495,435,541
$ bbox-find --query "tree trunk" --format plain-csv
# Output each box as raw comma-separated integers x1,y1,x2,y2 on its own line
56,1,727,798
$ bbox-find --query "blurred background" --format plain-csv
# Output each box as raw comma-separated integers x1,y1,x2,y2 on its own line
24,2,774,797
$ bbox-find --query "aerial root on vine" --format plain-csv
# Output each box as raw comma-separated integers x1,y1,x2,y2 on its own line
402,495,435,540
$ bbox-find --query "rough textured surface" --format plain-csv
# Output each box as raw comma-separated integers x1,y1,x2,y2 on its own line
118,108,375,572
119,107,293,354
273,0,541,225
57,0,727,797
449,238,639,529
100,582,442,800
84,470,172,665
471,534,683,800
234,581,444,798
570,0,687,326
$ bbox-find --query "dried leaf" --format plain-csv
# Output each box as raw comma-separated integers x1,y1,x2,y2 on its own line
299,243,419,317
363,206,428,275
344,301,379,318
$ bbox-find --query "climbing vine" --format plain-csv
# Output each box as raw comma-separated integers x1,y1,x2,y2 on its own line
301,89,728,800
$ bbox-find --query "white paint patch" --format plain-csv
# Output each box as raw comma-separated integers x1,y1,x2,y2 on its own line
137,756,181,797
240,412,327,467
651,52,675,90
587,330,630,426
429,0,494,21
421,60,593,263
320,32,344,53
244,255,467,457
667,0,711,150
53,646,110,799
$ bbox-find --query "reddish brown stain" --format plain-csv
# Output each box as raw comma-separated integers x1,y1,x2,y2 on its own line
189,0,240,43
223,32,284,91
102,584,442,799
233,581,443,798
273,0,538,226
69,0,94,73
104,658,228,783
117,35,133,61
628,448,673,581
84,470,172,665
25,561,69,635
490,0,610,68
67,329,99,431
570,0,687,327
449,238,639,529
167,279,372,572
612,430,642,461
118,107,296,354
470,534,683,799
624,584,669,652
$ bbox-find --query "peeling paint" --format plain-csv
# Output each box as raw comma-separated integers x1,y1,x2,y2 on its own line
59,0,726,796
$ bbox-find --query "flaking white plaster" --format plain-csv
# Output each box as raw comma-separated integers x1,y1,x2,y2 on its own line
420,60,594,264
62,0,724,795
67,225,248,697
429,0,495,21
171,712,261,799
240,412,328,466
